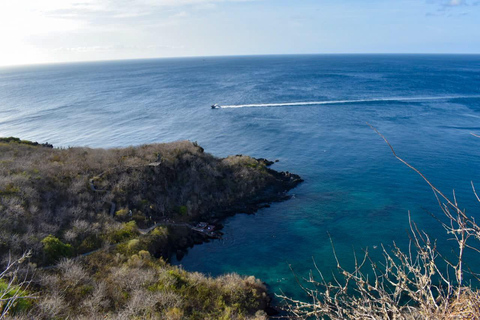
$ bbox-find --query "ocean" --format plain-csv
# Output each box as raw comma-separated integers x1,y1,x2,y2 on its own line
1,54,480,303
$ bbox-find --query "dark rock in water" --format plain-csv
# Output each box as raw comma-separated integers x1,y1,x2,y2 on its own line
255,157,275,166
159,154,303,263
176,250,185,261
193,235,204,245
265,306,280,316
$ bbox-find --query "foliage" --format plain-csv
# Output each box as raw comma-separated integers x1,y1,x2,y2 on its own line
115,208,129,219
106,221,139,244
41,235,73,264
0,138,292,319
0,280,33,316
0,137,52,148
0,252,34,318
9,250,268,319
0,138,288,266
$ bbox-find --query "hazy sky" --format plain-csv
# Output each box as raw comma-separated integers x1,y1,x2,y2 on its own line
0,0,479,66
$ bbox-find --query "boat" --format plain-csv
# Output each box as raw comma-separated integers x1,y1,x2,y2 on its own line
211,104,220,109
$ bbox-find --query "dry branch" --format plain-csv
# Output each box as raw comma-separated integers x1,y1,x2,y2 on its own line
278,125,480,319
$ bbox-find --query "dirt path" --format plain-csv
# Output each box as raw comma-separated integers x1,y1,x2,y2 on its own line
138,221,192,235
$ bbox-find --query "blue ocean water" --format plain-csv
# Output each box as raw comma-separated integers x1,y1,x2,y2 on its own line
1,55,480,303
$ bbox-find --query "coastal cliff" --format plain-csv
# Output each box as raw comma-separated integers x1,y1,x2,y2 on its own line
0,138,301,319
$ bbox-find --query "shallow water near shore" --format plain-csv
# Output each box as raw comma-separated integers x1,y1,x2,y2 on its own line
1,54,480,302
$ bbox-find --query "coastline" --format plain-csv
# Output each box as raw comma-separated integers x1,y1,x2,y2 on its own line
164,158,303,261
0,138,302,318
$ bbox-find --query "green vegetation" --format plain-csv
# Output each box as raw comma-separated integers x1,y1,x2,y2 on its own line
2,247,269,319
0,137,297,318
26,250,268,319
0,137,52,148
0,138,291,265
106,221,139,243
0,279,33,315
41,235,73,264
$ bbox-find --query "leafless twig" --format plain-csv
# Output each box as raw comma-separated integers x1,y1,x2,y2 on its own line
277,125,480,319
0,251,35,319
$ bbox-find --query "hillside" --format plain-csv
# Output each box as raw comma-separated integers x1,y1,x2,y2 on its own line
0,138,302,318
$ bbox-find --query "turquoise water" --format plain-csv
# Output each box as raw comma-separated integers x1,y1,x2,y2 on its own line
1,55,480,302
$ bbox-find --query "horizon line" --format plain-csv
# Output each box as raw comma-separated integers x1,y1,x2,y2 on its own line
2,52,480,69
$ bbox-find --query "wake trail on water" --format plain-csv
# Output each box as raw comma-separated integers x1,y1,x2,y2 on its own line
219,95,480,109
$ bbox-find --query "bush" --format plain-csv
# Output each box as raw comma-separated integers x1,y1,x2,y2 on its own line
107,221,139,243
41,235,73,263
0,279,33,316
0,139,293,318
177,206,188,216
0,139,296,267
115,208,129,218
0,252,35,317
124,239,144,255
151,226,168,238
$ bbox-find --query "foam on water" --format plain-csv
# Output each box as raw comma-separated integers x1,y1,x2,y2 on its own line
220,95,480,108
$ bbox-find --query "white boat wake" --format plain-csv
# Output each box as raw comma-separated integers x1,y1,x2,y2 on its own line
219,95,480,109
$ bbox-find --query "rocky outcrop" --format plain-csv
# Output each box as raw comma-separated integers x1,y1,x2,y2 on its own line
165,159,303,261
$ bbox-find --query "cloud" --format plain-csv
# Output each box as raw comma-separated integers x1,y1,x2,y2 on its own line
426,0,473,16
2,0,259,27
51,44,184,52
43,0,258,15
427,0,468,9
444,0,466,6
37,0,257,29
433,0,468,8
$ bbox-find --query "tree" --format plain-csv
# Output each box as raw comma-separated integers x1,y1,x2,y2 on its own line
41,235,73,264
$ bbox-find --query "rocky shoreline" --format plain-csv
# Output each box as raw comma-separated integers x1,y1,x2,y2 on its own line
1,139,302,318
160,158,302,317
165,158,303,261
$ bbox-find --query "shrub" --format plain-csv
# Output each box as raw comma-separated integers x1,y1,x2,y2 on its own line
0,139,292,318
107,221,139,243
115,208,129,219
177,206,188,216
77,235,102,254
125,239,143,254
0,183,20,196
0,139,295,267
0,252,35,317
151,226,168,238
164,307,184,320
0,279,33,316
41,235,73,263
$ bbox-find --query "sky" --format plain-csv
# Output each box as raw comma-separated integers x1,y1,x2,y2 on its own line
0,0,479,66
